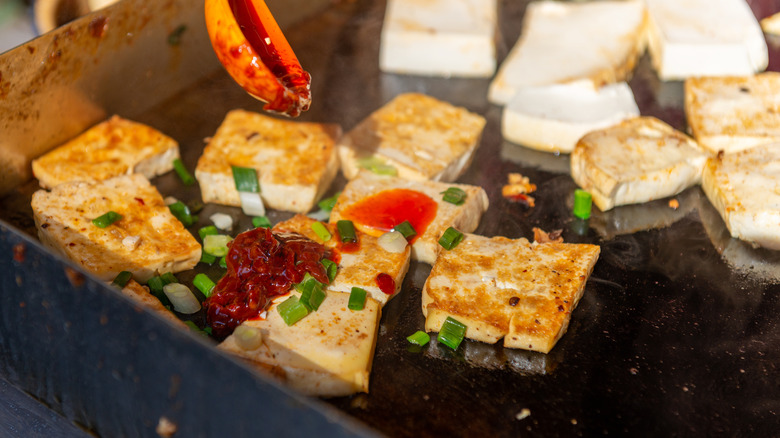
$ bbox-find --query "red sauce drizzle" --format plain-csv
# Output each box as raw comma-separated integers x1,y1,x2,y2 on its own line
204,227,334,338
339,189,438,243
376,273,395,295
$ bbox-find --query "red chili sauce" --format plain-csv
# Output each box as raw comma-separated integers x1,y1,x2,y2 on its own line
339,188,438,244
376,273,395,295
205,227,334,338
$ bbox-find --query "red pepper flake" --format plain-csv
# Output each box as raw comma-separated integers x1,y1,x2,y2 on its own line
12,243,25,263
134,197,145,205
64,267,85,287
376,273,395,295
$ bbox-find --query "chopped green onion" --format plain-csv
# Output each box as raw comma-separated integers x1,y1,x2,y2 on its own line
198,225,218,241
357,156,397,176
92,211,122,228
317,192,341,212
193,273,216,298
219,256,227,268
238,191,265,216
111,271,133,288
392,220,417,240
167,24,187,46
203,234,232,257
438,227,464,250
160,272,178,285
321,259,337,283
294,273,316,292
407,331,431,346
184,320,209,336
200,252,217,265
172,158,195,186
168,201,195,226
233,325,263,350
231,165,260,193
277,296,310,326
299,279,326,311
377,230,408,253
573,189,593,220
437,317,467,350
252,216,272,229
147,276,164,294
163,282,201,314
311,221,332,241
441,187,467,205
348,287,367,311
336,220,357,243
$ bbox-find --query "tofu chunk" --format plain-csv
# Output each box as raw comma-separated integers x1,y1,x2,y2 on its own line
31,115,180,189
337,93,486,182
685,73,780,155
701,143,780,250
379,0,497,77
218,291,381,397
272,214,411,307
571,117,708,211
119,279,188,329
329,171,489,264
488,0,647,105
422,234,600,353
31,174,201,282
502,82,639,153
645,0,767,80
195,109,341,213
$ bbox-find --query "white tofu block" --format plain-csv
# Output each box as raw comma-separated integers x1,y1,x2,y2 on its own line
760,11,780,36
379,0,497,77
488,0,647,105
645,0,767,80
501,82,639,153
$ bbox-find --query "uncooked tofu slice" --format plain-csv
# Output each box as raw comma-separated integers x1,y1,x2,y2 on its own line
501,82,639,153
329,171,489,264
379,0,497,77
195,109,341,213
31,174,201,282
684,73,780,155
337,93,486,183
272,214,411,306
218,291,381,397
422,234,600,353
701,143,780,250
488,0,647,105
570,117,708,211
645,0,767,80
31,115,179,189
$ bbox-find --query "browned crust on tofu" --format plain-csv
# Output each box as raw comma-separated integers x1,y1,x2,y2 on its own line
119,280,189,328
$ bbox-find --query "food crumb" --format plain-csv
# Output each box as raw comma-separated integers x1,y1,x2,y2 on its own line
156,416,177,437
502,173,537,206
571,418,578,425
668,198,680,209
629,367,638,375
515,408,531,420
533,227,563,244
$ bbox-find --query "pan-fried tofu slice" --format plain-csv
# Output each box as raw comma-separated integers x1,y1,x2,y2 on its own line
502,81,639,153
272,214,411,306
218,291,381,397
645,0,767,80
570,117,708,211
195,109,341,213
701,143,780,250
329,171,489,264
31,174,201,282
337,93,486,182
31,115,179,189
119,279,188,329
422,234,600,353
379,0,497,77
761,12,780,36
685,73,780,155
488,0,647,105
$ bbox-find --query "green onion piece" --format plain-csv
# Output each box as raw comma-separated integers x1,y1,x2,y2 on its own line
357,156,398,176
168,201,194,226
300,279,325,311
111,271,133,288
231,166,260,193
294,273,316,292
167,24,187,46
187,199,204,214
407,331,431,346
392,220,417,240
198,225,218,241
193,273,216,298
184,320,209,336
160,272,178,285
438,227,464,250
92,211,122,228
336,220,357,243
147,276,164,293
311,222,332,241
437,317,467,350
200,252,217,265
203,234,232,257
172,158,195,186
317,192,341,212
573,189,593,220
219,256,227,268
321,259,337,283
277,296,310,326
348,287,367,311
441,187,467,205
252,216,272,229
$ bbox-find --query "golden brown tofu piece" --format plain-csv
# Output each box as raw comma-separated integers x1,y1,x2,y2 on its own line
119,280,188,329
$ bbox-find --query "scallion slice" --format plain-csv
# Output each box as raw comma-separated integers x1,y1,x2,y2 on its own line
300,279,325,311
438,227,464,250
184,320,209,337
321,259,337,283
407,331,430,346
219,256,227,269
163,282,201,314
168,201,195,226
172,158,195,186
233,325,263,350
377,230,407,253
200,252,217,265
193,273,216,297
238,191,265,216
231,166,260,193
203,234,232,257
92,211,122,228
441,187,467,205
348,287,367,311
198,225,218,241
160,272,178,285
277,296,310,326
392,220,417,240
311,221,332,241
317,192,341,212
573,189,593,220
437,317,467,350
294,273,315,292
252,216,272,229
147,276,171,307
336,220,357,243
357,156,397,176
111,271,132,288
